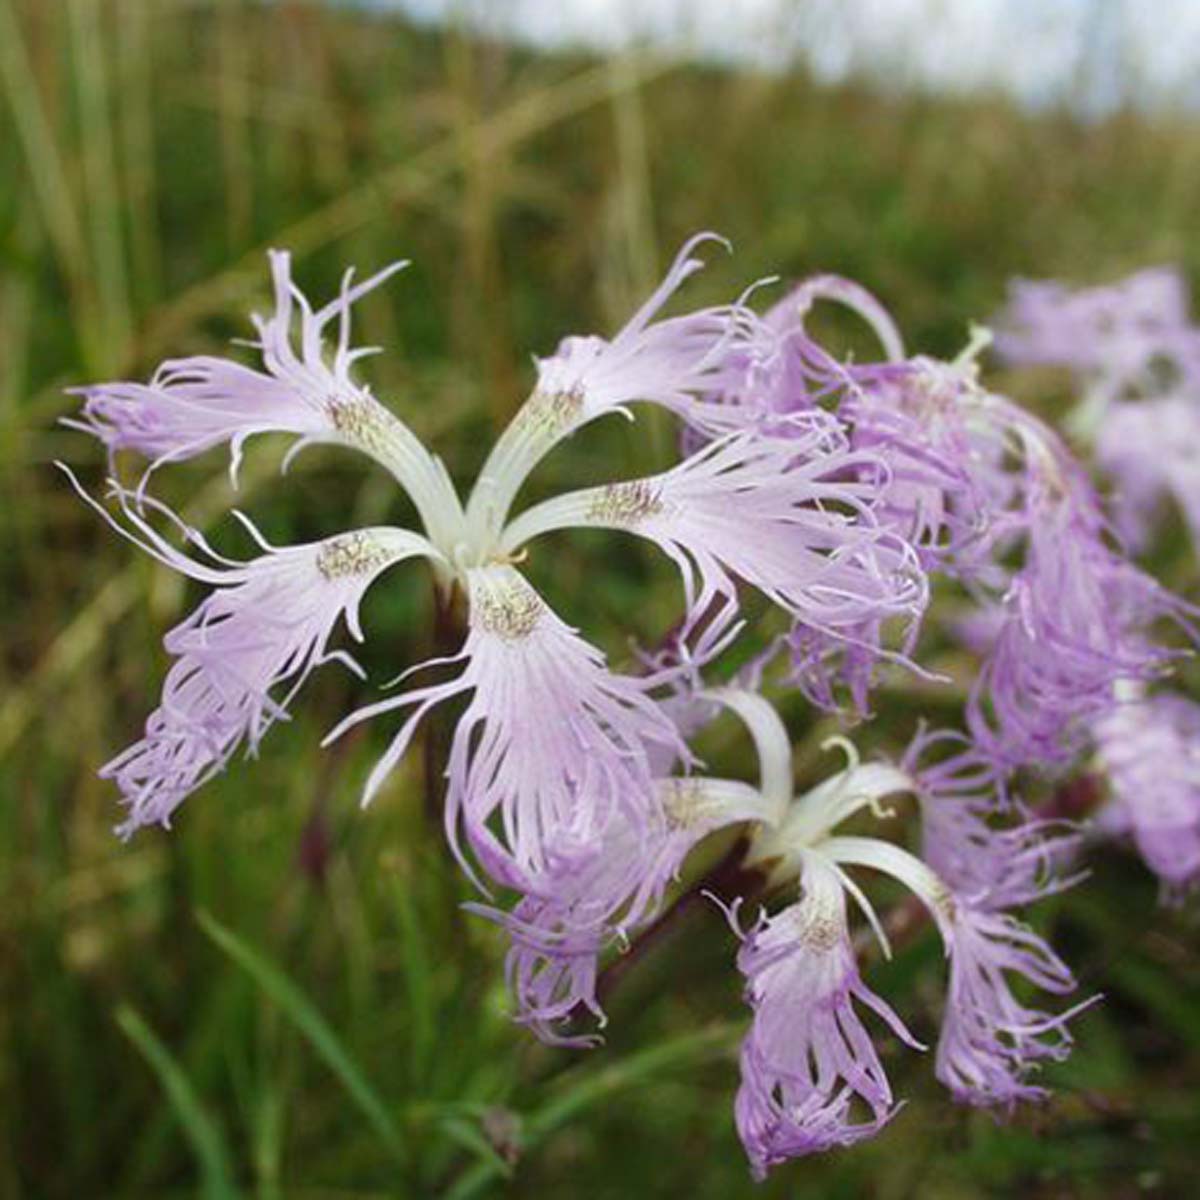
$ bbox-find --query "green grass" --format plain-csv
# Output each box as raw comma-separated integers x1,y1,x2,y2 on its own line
2,1,1200,1196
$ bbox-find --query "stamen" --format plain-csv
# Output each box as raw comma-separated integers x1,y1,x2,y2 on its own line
953,321,994,371
820,734,861,774
864,794,897,821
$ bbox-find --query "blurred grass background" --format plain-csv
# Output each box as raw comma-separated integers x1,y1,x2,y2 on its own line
2,1,1200,1196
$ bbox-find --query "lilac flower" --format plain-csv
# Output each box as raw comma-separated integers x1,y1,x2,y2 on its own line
1095,393,1200,552
464,232,759,549
62,468,442,837
71,240,912,888
703,302,1192,766
669,271,1195,765
731,849,920,1179
996,268,1200,556
995,267,1194,392
711,728,1084,1173
821,836,1088,1111
934,905,1082,1108
66,241,1152,1178
500,416,926,643
479,774,777,1044
905,727,1083,910
1093,688,1200,895
967,462,1192,767
66,251,463,546
326,565,686,888
845,369,1195,767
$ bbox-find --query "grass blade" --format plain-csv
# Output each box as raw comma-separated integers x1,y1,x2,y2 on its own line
392,875,435,1086
196,909,406,1162
68,0,132,368
446,1023,740,1200
114,1004,237,1200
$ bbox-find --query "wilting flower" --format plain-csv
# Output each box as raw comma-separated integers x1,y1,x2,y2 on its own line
967,459,1193,767
687,273,908,436
709,287,1197,765
818,834,1089,1113
893,730,1090,1105
934,905,1083,1108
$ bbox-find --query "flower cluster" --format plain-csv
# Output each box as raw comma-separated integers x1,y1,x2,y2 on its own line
996,269,1200,895
65,239,1197,1178
996,266,1200,553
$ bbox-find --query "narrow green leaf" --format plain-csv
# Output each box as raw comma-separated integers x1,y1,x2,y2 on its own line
1109,957,1200,1055
528,1023,739,1137
196,909,406,1162
439,1117,515,1180
445,1024,739,1200
392,876,435,1085
115,1004,237,1200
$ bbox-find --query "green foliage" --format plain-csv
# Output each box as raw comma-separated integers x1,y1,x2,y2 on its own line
116,1004,238,1200
1,1,1199,1196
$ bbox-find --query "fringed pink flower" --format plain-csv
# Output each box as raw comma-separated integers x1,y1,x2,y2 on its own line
474,775,775,1045
68,252,406,476
501,415,926,639
905,727,1083,909
464,233,759,547
326,565,685,888
1096,394,1200,554
1093,690,1200,896
684,273,906,436
731,850,920,1180
935,905,1084,1108
968,470,1193,767
63,467,441,837
818,836,1090,1113
66,252,462,544
995,267,1195,394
